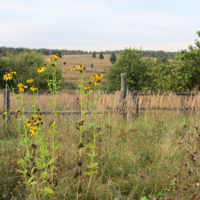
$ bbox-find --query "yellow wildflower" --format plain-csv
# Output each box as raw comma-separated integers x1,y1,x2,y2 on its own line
3,109,13,115
3,73,12,81
33,114,38,118
84,85,90,90
10,69,16,75
93,80,101,86
95,73,103,80
77,64,85,69
26,119,31,128
47,54,61,61
26,78,34,84
71,66,76,71
30,86,38,92
29,126,37,137
90,75,96,81
18,83,28,93
47,56,53,61
37,67,47,73
17,109,22,115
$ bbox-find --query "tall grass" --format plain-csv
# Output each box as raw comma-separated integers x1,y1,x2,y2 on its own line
1,91,200,199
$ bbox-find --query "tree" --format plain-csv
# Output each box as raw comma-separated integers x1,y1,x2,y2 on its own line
92,52,96,58
151,31,200,92
99,52,104,59
91,63,94,68
110,52,117,64
102,47,155,92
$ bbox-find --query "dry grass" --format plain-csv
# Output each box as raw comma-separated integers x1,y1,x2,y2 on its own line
45,54,120,87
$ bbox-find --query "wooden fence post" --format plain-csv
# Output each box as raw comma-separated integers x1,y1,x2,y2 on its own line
3,84,10,125
127,84,130,123
133,92,139,118
119,73,127,104
119,73,127,119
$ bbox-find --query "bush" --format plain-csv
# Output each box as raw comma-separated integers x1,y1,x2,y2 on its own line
92,52,96,58
0,51,64,91
91,63,94,68
99,52,104,59
110,53,117,64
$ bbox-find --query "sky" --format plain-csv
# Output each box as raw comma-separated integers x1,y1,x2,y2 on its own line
0,0,200,52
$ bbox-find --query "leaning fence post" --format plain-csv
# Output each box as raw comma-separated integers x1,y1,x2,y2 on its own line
133,92,139,118
3,84,10,125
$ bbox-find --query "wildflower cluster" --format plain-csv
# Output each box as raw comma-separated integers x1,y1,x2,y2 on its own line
71,64,86,72
47,54,61,61
2,55,63,198
71,64,104,199
84,73,103,91
3,69,17,81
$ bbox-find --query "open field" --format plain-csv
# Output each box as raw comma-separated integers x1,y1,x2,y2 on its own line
45,54,121,87
1,91,200,199
45,54,163,88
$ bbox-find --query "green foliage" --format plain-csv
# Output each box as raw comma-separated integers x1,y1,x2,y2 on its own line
102,47,156,92
99,52,104,59
110,52,117,64
0,51,64,90
91,63,94,68
151,31,200,92
92,52,96,58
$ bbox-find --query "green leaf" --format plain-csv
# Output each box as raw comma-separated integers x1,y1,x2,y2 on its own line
87,152,97,158
30,181,37,186
16,169,26,175
54,140,60,150
82,111,88,116
28,176,35,185
42,172,47,179
140,196,148,200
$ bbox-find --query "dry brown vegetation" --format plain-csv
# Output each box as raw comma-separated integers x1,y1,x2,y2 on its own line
46,54,120,87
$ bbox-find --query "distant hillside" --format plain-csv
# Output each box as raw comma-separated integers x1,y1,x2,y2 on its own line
0,46,177,59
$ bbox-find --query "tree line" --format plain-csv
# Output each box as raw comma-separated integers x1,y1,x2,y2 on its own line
0,46,177,59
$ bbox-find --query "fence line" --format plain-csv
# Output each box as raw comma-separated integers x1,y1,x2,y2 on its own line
2,74,200,125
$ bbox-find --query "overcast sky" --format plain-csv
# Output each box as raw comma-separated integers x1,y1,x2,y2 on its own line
0,0,199,52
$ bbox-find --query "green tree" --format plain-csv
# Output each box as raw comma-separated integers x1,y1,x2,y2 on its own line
102,47,155,92
92,52,96,58
91,63,94,68
110,52,117,64
99,52,104,59
151,31,200,92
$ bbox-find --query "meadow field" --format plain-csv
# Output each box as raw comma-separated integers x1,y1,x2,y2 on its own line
47,54,119,87
1,87,200,199
1,54,199,200
45,54,158,89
